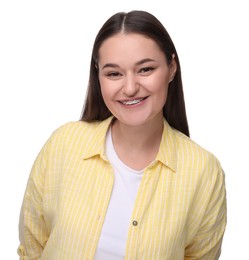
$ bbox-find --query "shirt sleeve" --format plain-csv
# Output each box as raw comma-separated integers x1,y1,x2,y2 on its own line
17,140,50,260
184,158,227,260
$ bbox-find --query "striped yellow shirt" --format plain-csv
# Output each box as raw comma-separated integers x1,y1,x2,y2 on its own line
18,116,226,259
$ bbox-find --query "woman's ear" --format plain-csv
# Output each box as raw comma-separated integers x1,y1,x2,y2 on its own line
169,54,177,82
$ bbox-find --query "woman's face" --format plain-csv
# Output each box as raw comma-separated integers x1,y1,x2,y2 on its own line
98,33,176,127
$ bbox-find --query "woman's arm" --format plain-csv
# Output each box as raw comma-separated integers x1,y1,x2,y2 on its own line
18,142,50,260
185,160,227,259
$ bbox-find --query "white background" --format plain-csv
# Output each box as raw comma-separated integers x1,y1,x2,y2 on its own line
1,0,248,258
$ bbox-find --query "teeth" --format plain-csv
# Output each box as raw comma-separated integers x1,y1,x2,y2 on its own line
121,98,143,105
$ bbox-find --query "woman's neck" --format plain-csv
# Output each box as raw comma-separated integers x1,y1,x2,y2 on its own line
111,116,164,170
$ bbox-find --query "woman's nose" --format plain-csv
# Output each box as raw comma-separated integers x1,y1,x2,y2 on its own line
122,76,140,97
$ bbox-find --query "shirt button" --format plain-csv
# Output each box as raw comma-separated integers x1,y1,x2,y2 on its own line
132,220,138,226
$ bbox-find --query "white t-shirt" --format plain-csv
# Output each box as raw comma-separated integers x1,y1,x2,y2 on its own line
94,128,143,260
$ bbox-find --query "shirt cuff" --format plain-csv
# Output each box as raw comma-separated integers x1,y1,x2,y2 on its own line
17,245,27,260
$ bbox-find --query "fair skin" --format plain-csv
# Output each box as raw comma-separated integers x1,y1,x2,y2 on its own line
98,33,177,170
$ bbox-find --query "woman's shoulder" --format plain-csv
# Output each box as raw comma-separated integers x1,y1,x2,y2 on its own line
47,117,113,145
172,127,221,167
53,120,101,133
170,128,224,188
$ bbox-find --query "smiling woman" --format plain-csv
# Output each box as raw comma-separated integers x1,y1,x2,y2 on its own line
18,10,227,260
98,33,176,131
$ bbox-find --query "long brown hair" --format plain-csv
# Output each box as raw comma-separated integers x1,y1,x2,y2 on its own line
80,10,190,137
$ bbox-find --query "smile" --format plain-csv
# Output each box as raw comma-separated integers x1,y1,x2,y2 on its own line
119,97,147,106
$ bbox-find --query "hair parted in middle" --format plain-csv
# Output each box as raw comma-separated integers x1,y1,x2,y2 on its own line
80,10,189,137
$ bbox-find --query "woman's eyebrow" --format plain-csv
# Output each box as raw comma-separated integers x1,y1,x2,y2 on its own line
135,58,155,66
101,58,156,70
102,63,119,70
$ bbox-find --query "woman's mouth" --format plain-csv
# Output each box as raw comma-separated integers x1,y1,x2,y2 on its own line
119,97,148,106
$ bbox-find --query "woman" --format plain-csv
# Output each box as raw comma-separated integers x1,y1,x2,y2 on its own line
18,10,227,259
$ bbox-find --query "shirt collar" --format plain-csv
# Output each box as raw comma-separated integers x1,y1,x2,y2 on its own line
82,116,177,172
155,118,177,172
82,116,114,161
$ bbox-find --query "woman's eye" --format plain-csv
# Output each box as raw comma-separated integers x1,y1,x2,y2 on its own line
139,67,155,74
106,72,121,77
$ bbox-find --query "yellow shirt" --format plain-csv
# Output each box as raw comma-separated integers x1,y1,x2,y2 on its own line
18,117,227,260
